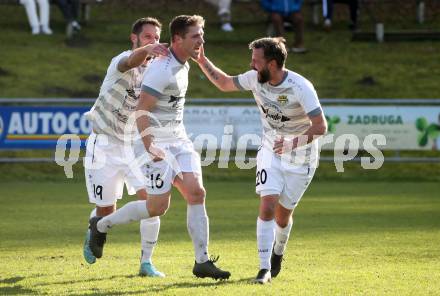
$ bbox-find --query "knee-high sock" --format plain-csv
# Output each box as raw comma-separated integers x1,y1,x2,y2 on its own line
274,218,293,256
257,217,276,270
97,200,150,233
187,204,209,263
140,217,160,263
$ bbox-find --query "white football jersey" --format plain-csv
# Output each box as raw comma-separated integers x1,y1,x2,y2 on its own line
86,50,147,141
234,69,323,165
141,49,189,142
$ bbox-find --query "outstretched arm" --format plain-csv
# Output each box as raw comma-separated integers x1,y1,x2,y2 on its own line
195,45,239,92
118,43,169,73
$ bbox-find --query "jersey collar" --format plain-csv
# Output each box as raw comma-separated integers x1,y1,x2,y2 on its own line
170,48,186,65
269,70,288,87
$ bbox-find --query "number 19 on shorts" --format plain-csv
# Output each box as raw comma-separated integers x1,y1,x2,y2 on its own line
93,184,103,200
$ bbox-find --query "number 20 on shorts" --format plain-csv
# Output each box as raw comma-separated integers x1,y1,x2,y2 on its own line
256,169,267,186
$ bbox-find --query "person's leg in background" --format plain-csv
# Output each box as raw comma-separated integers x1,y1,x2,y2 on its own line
270,12,285,37
289,10,306,53
68,0,82,30
218,0,234,32
21,0,40,34
35,0,52,34
289,0,306,53
322,0,334,30
56,0,81,36
204,0,234,32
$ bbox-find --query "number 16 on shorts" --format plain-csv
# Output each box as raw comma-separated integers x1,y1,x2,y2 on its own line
149,174,164,189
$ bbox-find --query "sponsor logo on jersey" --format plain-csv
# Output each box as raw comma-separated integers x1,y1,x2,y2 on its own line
122,87,140,111
260,102,290,128
169,95,183,109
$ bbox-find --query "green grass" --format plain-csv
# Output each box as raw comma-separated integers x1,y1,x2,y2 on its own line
0,1,440,99
0,180,439,295
1,156,440,183
1,155,440,183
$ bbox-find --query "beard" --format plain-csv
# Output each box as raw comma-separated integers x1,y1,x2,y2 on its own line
190,50,199,59
256,67,271,83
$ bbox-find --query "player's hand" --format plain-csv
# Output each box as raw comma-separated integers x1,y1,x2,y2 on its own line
145,43,169,57
273,136,297,155
147,144,166,162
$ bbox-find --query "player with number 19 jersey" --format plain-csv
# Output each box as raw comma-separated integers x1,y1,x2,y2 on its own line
84,50,149,206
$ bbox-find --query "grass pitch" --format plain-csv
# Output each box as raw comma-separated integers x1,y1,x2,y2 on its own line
0,180,439,295
1,1,440,99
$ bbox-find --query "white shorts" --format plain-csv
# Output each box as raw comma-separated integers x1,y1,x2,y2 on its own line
256,146,316,210
84,133,147,207
136,139,202,196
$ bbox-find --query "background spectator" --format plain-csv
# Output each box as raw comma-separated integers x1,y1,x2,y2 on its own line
205,0,234,32
261,0,306,53
20,0,52,35
56,0,82,36
322,0,358,31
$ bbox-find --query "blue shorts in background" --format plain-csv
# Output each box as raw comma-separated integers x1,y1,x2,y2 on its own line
261,0,304,16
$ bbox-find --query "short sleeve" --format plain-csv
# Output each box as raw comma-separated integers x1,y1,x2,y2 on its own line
298,79,322,117
110,51,131,74
141,60,169,98
232,70,257,91
103,51,131,82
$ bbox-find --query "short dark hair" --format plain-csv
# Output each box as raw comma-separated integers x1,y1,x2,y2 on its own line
169,15,204,41
249,37,287,68
131,17,162,35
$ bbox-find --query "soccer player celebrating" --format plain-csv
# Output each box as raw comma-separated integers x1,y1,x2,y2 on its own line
82,17,169,277
194,37,327,284
87,15,231,280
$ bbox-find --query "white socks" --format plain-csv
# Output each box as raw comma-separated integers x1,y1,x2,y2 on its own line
97,200,150,233
187,204,209,263
257,217,276,270
274,218,293,256
140,217,160,263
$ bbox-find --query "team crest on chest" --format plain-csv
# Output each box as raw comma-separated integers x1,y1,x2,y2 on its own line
277,95,288,105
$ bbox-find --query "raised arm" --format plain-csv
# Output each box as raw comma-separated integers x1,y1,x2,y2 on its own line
117,43,169,73
195,45,238,92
